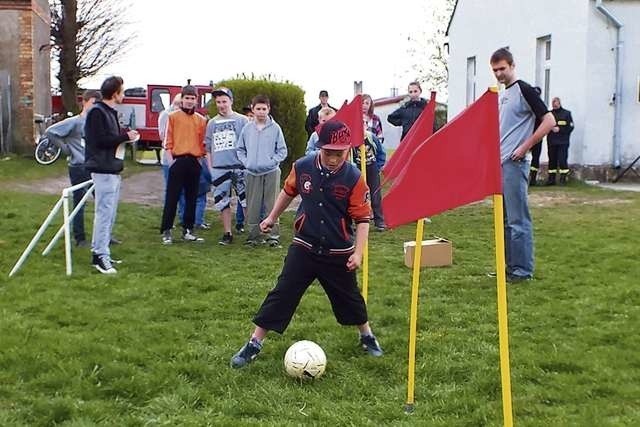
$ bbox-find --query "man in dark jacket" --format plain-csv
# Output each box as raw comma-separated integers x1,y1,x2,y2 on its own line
84,76,138,274
387,81,428,139
304,90,336,137
546,97,574,185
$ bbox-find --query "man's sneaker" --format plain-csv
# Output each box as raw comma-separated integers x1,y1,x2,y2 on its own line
182,229,204,242
235,223,245,233
360,334,383,357
109,237,122,245
93,254,117,274
219,232,233,245
162,230,172,245
507,274,533,284
230,338,262,368
196,223,210,230
374,224,387,232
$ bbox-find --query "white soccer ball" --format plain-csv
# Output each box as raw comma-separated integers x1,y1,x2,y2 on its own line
283,340,327,379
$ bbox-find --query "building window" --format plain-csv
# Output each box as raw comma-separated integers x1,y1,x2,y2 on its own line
536,35,552,105
466,56,476,106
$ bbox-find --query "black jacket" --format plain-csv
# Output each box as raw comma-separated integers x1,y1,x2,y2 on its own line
84,101,129,174
547,107,574,146
305,103,337,137
387,98,428,139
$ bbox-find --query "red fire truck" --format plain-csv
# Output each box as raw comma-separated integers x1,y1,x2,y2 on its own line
115,83,213,152
53,83,213,158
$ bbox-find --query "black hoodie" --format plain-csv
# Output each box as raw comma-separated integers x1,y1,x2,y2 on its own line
387,97,428,139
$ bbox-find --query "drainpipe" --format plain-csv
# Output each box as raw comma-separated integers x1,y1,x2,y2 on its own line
595,0,624,167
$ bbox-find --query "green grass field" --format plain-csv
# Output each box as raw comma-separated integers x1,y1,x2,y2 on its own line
0,166,639,426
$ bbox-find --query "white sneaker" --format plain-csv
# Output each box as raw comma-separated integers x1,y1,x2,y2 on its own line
182,229,203,242
94,255,117,274
162,230,172,245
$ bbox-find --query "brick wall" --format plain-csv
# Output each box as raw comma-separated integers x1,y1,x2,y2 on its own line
17,9,35,151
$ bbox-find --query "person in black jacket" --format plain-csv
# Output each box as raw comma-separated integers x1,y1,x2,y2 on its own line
546,97,574,185
84,76,138,274
387,81,427,139
304,90,336,137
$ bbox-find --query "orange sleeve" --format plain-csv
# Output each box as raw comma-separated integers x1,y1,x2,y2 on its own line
348,175,371,223
283,164,299,197
199,116,207,157
165,113,174,152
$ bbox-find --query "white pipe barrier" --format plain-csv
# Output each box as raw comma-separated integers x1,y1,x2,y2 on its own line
8,179,94,277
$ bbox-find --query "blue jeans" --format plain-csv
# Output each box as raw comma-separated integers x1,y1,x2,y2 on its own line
91,173,121,256
502,159,534,277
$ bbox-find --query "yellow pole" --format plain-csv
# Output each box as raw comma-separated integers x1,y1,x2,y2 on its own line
359,144,369,302
404,218,424,413
492,194,514,427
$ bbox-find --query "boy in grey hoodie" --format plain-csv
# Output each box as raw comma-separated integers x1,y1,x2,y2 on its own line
46,89,102,247
237,95,288,246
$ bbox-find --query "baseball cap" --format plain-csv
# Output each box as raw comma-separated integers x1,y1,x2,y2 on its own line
181,85,198,97
316,120,351,150
319,90,329,97
212,87,233,99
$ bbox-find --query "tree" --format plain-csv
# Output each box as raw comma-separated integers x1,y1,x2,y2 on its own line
406,0,455,99
50,0,135,113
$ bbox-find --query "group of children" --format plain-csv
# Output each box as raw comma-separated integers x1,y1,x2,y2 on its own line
160,87,388,248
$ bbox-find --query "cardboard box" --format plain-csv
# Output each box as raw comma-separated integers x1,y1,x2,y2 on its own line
403,238,452,268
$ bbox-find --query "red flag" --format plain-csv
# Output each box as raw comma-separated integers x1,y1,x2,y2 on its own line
330,95,364,148
382,91,437,181
382,90,502,228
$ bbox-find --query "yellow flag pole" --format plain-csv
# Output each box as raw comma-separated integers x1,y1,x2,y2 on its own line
404,218,424,413
492,194,514,427
359,144,369,303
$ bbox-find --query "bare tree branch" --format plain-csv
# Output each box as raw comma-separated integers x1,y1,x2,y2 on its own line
49,0,136,112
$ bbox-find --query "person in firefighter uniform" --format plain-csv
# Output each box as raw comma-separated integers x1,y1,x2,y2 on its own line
546,97,574,185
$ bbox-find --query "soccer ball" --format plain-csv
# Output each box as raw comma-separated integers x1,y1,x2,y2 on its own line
283,340,327,379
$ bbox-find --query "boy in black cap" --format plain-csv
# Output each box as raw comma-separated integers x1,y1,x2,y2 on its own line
305,89,337,137
230,120,383,369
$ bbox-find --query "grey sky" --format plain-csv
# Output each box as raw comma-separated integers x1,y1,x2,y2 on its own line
83,0,428,108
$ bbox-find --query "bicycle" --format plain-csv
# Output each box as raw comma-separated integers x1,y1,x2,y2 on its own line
34,113,62,165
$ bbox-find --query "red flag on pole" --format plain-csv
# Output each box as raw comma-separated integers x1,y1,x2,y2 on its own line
330,95,364,148
382,91,437,181
382,89,502,228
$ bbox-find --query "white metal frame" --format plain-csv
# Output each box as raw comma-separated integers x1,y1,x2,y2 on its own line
8,180,94,277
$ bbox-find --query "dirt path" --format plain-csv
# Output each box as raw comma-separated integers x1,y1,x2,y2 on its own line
3,169,633,209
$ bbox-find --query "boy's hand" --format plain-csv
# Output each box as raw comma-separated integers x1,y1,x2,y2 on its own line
346,252,363,271
260,217,275,233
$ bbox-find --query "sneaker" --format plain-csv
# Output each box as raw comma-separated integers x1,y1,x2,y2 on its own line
162,230,172,245
244,239,258,246
196,223,210,230
266,238,281,248
374,224,386,232
230,338,262,368
219,232,233,245
235,223,245,233
93,254,117,274
507,274,533,284
360,334,383,357
109,237,122,245
182,229,204,242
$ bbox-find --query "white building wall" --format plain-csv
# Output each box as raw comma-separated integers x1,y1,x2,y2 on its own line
374,102,404,150
596,1,640,165
447,0,640,167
